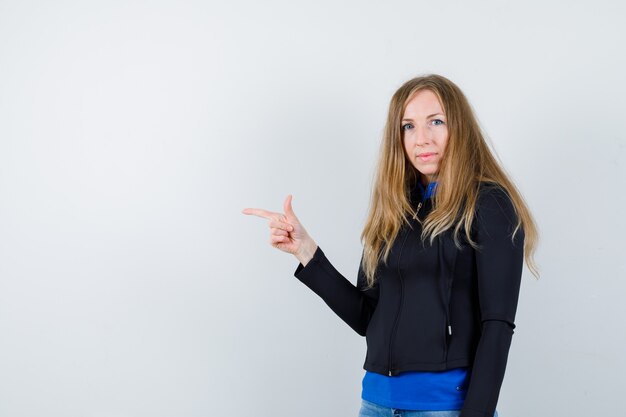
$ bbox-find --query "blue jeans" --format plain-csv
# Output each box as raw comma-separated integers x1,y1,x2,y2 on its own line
358,398,499,417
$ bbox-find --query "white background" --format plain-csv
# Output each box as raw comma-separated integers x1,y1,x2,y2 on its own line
1,1,624,416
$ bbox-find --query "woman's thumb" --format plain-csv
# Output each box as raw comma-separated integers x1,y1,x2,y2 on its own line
284,194,298,221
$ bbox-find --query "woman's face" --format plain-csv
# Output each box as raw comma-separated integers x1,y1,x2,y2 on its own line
402,89,449,185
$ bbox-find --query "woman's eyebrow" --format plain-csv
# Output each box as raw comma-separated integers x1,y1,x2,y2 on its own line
402,113,445,121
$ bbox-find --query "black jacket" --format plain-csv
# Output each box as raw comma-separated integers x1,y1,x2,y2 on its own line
293,182,525,417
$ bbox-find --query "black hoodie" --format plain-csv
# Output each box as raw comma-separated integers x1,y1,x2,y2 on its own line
293,182,525,417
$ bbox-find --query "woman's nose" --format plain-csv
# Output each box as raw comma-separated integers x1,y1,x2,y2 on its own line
415,125,431,145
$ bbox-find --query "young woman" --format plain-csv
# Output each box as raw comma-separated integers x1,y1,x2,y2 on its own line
242,74,539,417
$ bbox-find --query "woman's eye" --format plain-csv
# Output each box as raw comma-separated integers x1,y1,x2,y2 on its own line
431,119,445,126
402,123,413,131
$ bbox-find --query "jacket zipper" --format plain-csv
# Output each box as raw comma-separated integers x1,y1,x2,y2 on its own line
388,200,423,376
411,199,453,360
412,201,423,220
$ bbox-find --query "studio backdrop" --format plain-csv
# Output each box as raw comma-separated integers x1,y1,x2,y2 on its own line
0,1,624,416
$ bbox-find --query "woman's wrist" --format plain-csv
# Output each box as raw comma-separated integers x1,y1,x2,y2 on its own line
295,240,318,267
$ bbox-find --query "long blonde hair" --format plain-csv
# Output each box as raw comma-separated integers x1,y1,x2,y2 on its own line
360,74,539,288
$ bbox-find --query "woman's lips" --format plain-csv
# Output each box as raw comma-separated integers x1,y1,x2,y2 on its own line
418,153,437,161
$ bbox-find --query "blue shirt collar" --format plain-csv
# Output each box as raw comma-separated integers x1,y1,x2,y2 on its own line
417,180,438,201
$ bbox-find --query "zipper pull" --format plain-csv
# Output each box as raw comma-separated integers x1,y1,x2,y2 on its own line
389,370,392,376
412,201,423,220
448,325,452,335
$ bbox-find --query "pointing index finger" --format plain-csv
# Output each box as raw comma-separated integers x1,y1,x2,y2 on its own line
241,208,277,220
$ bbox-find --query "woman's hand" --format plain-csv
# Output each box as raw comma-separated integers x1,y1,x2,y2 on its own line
242,195,318,265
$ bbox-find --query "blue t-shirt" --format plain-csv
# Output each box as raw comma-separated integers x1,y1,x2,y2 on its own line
361,367,470,410
361,179,470,410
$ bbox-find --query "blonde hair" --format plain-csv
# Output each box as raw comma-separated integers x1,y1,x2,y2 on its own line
360,74,540,288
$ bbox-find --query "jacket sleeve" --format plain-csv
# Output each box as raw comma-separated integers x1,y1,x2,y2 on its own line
293,245,379,336
460,186,525,417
